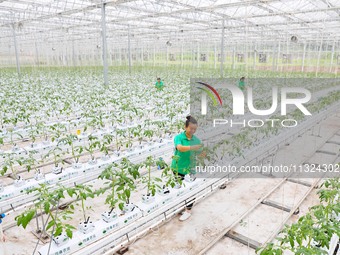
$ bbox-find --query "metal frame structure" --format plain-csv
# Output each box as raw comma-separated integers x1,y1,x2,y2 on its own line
0,0,340,79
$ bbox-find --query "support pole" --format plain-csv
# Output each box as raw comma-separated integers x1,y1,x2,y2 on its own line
232,47,235,70
12,24,20,76
153,44,155,67
35,41,40,68
128,25,132,74
197,42,199,68
253,44,256,70
271,43,276,71
181,42,183,68
301,42,306,72
191,46,194,68
329,40,335,73
316,36,323,77
118,47,122,66
166,45,168,67
101,3,108,85
214,43,217,69
276,41,280,72
220,19,225,78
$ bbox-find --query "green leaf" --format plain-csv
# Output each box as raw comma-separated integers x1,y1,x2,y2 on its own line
118,202,124,211
44,201,50,213
125,189,130,198
2,165,8,175
67,189,75,197
66,228,73,239
116,186,124,191
46,219,55,230
296,236,302,246
54,225,63,237
19,210,35,229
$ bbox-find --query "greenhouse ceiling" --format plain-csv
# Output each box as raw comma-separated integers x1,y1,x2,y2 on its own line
0,0,340,49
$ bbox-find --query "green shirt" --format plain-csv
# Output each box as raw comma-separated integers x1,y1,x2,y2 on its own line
238,80,245,90
171,131,202,175
155,81,164,89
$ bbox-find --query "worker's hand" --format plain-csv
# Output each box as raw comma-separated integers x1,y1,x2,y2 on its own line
190,144,203,151
1,233,5,242
198,151,207,158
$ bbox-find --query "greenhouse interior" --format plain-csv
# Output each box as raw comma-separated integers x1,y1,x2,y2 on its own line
0,0,340,255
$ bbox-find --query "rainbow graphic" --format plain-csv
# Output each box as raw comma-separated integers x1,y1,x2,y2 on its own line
196,81,223,106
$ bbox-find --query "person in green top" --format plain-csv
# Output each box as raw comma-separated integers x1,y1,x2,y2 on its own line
171,115,204,221
155,77,164,90
238,76,245,91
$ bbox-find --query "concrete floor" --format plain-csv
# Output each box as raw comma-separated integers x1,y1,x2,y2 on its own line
0,113,339,255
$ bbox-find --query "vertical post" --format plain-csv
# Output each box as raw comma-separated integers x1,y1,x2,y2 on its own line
153,44,155,67
276,41,280,71
214,43,217,69
118,47,122,66
232,47,235,70
166,45,168,67
35,41,40,68
12,24,20,76
253,44,256,70
64,46,67,66
329,40,335,73
316,36,323,77
220,19,225,77
47,49,50,66
272,43,276,71
285,33,289,72
101,3,108,85
191,46,194,68
181,42,184,68
72,40,76,67
128,25,132,74
301,42,306,72
197,42,199,68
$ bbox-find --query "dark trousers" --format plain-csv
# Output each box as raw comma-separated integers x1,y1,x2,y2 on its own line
174,171,195,210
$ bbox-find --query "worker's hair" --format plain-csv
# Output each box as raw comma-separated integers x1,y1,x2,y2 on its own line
185,115,198,127
240,76,245,80
157,77,161,80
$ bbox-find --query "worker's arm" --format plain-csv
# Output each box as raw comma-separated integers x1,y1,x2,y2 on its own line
176,144,202,152
0,224,5,242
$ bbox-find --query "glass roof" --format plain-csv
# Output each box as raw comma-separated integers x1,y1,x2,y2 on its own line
0,0,339,52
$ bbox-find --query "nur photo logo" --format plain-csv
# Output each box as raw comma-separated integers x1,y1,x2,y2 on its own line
192,78,312,129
